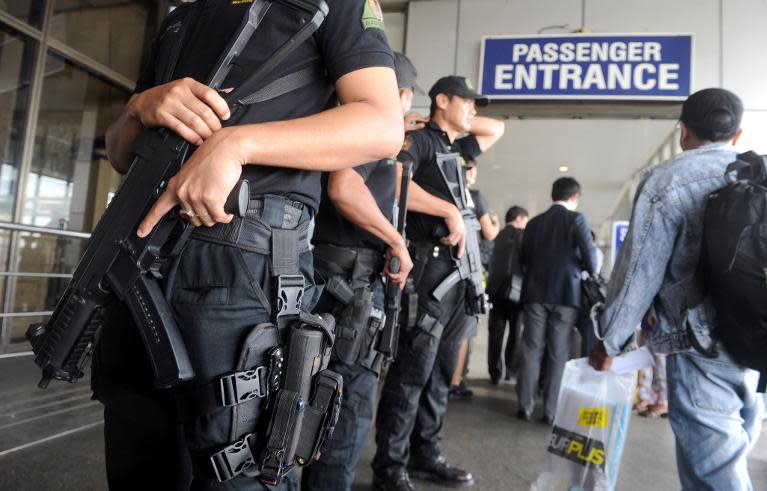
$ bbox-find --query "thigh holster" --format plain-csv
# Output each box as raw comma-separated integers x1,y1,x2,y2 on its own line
206,312,342,485
180,196,343,485
313,244,387,371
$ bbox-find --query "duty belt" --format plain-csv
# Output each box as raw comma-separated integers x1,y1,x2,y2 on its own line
192,194,312,256
313,243,385,288
410,241,454,264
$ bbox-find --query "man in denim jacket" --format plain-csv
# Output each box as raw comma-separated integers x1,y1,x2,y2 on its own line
589,88,764,491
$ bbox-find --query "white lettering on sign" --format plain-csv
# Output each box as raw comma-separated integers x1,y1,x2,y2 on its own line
495,65,514,90
494,39,681,93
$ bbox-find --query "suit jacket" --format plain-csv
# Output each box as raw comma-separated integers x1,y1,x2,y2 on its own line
520,204,598,308
486,225,523,298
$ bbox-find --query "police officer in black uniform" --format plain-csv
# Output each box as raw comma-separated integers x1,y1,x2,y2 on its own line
302,52,421,491
99,1,403,490
372,76,505,491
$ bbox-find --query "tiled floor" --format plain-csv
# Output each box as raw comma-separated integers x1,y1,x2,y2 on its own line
1,327,766,491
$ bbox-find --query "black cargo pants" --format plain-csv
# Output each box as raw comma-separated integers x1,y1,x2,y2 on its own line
96,201,314,491
373,244,468,477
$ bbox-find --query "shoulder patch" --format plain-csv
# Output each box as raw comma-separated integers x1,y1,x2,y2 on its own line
361,0,385,30
166,20,183,34
401,135,413,152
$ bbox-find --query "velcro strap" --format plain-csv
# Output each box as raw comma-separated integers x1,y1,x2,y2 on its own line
272,228,301,277
294,370,343,464
260,390,304,484
418,313,444,338
336,325,357,340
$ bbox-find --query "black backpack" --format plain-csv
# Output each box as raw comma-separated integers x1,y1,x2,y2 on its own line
700,151,767,390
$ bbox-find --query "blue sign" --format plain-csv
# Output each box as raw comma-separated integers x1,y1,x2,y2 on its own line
611,221,630,268
479,34,693,100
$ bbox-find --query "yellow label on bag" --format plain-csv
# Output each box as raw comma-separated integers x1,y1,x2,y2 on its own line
578,408,609,427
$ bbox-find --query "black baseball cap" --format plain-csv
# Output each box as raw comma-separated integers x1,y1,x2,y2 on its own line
680,88,743,142
393,52,425,95
428,76,488,107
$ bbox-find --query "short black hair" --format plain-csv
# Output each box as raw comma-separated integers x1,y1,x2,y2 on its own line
429,93,455,117
680,88,743,142
551,177,581,202
505,206,528,223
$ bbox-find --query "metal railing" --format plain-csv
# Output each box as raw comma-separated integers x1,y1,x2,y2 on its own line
0,221,89,350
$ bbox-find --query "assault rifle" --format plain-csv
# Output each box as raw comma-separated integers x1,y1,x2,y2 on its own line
431,153,490,315
25,0,329,390
378,162,413,360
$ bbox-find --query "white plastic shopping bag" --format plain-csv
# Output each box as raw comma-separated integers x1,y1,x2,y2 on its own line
531,348,652,491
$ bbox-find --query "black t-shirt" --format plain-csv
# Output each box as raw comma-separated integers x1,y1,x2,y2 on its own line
312,159,396,251
135,0,395,212
397,121,481,242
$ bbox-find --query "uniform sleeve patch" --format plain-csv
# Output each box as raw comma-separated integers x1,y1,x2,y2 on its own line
361,0,385,30
401,135,413,152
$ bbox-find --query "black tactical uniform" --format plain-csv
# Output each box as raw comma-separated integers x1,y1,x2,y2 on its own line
372,121,482,488
301,159,396,491
93,2,394,490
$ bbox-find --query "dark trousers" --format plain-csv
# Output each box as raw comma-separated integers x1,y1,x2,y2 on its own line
487,296,522,381
97,232,313,491
516,302,578,420
301,363,378,491
103,396,191,491
373,253,468,476
302,279,384,491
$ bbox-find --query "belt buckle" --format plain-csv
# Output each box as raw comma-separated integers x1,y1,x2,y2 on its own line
276,274,304,318
210,433,257,482
219,366,270,406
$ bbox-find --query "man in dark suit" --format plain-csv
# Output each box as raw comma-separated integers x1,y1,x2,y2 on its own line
516,177,597,423
486,206,528,385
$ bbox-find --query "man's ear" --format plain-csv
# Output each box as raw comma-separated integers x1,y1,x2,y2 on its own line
435,93,449,111
679,121,690,148
731,128,744,146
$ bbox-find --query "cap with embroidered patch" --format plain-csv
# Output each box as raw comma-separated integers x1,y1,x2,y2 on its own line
428,76,488,107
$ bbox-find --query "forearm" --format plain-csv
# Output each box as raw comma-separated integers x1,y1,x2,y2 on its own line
407,181,456,219
236,100,403,172
470,116,505,151
601,201,675,355
105,95,144,174
328,172,404,249
480,214,499,240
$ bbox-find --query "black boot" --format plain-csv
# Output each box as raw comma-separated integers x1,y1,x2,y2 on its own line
407,455,474,488
372,469,416,491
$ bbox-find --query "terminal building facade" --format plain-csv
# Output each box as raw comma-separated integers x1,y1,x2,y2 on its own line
0,1,168,353
0,0,765,352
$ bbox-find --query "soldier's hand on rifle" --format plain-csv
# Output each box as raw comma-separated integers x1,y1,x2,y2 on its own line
442,207,466,258
385,239,413,289
137,126,244,236
128,77,230,146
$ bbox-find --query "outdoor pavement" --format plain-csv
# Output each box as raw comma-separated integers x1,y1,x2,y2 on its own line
1,321,765,491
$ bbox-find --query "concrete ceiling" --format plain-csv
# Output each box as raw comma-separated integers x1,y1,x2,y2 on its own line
473,117,675,238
